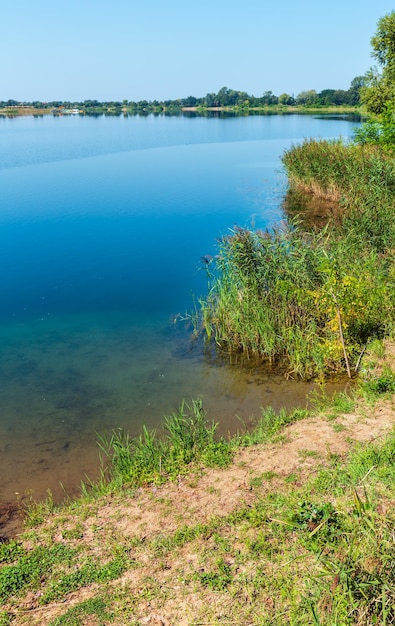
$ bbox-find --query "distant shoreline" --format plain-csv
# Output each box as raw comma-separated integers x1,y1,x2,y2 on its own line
0,104,363,118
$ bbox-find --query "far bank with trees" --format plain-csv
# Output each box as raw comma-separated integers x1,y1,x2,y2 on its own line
0,75,365,117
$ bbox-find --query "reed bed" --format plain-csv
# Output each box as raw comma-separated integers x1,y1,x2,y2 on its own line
282,139,395,212
198,141,395,379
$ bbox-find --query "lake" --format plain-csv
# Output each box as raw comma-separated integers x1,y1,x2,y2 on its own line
0,112,359,525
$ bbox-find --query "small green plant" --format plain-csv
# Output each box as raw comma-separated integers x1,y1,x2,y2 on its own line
290,500,339,534
41,555,130,604
362,368,395,395
0,543,76,602
0,540,24,563
0,611,11,626
195,558,233,591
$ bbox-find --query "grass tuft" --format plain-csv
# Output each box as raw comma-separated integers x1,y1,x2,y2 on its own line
96,399,234,489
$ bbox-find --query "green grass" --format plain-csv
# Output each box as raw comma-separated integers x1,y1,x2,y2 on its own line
41,555,131,604
282,139,395,213
48,597,112,626
361,368,395,395
0,543,77,603
236,406,309,445
83,402,310,498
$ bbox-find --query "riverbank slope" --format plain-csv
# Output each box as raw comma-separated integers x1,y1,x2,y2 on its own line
2,358,395,624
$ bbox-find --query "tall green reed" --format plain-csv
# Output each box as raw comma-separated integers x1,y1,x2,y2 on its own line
198,222,395,378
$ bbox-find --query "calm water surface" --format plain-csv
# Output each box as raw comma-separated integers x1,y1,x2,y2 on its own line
0,113,359,522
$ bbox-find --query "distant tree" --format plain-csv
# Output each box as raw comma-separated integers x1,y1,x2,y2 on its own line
347,76,365,105
215,86,230,106
317,89,336,106
295,90,318,106
278,93,295,105
260,90,278,105
183,95,198,106
83,100,101,108
204,92,216,107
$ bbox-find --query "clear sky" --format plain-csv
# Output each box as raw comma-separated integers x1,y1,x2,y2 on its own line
2,0,395,102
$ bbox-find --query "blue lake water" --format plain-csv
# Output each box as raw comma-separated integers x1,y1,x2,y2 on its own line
0,113,359,517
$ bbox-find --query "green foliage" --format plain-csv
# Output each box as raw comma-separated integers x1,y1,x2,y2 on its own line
290,500,342,546
283,138,395,211
302,492,395,624
194,136,394,378
0,543,76,602
98,399,233,487
0,612,10,626
362,368,395,395
195,557,234,591
360,11,395,116
0,540,24,563
237,406,309,445
357,11,395,151
48,597,111,625
42,556,130,604
355,101,395,147
371,11,395,68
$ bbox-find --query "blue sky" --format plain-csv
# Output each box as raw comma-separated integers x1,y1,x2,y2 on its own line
2,0,395,102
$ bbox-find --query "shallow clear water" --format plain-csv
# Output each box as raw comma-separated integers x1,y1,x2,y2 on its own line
0,113,359,511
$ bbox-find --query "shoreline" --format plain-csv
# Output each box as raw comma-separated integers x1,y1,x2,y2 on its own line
0,104,364,118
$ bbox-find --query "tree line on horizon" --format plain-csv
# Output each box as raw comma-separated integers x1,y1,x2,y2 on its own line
0,76,365,112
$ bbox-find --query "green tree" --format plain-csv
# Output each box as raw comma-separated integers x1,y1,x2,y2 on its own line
278,93,295,105
362,11,395,114
347,75,365,105
317,89,336,106
295,90,318,106
261,90,278,105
